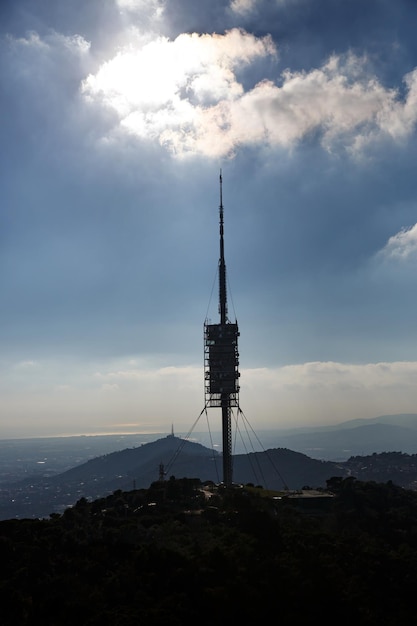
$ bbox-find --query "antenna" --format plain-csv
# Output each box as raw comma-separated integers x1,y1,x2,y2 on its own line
219,169,227,324
204,171,240,486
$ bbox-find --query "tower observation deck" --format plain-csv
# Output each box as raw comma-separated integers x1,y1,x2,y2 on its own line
204,172,240,487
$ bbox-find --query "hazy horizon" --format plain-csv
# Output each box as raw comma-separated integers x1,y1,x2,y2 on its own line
2,411,417,442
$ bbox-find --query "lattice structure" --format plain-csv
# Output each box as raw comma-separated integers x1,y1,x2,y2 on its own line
204,322,240,407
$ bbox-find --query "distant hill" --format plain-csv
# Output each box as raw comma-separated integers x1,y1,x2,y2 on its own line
262,414,417,460
4,413,417,520
52,434,217,488
0,435,348,519
2,413,417,480
48,435,347,493
276,413,417,434
332,413,417,431
274,422,417,460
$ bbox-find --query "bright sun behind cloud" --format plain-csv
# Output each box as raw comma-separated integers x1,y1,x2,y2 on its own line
82,25,417,159
81,28,275,153
83,29,273,109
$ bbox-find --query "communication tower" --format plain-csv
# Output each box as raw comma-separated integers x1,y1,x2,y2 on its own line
204,172,240,486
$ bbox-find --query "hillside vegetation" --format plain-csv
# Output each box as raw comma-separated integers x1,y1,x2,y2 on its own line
1,477,417,624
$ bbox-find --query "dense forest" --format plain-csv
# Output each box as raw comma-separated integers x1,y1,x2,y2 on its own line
1,476,417,624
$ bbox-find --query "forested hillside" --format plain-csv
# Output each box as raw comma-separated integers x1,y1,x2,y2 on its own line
1,477,417,624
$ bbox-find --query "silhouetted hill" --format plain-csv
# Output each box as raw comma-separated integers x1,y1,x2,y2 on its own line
231,447,344,489
51,436,344,492
0,436,348,519
48,438,348,491
52,435,216,485
6,428,417,521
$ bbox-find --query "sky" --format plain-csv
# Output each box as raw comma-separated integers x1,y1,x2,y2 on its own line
2,0,417,439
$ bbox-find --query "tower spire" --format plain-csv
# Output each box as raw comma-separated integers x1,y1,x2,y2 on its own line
219,169,227,324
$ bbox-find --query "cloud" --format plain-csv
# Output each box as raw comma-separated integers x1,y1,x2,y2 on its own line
242,361,417,427
14,360,40,369
115,0,166,25
2,29,93,150
230,0,292,15
377,223,417,260
230,0,258,14
95,364,201,392
5,30,91,80
3,357,417,437
7,22,417,162
116,0,164,11
378,69,417,140
258,360,417,389
81,31,417,158
81,28,275,155
82,28,275,118
100,383,120,392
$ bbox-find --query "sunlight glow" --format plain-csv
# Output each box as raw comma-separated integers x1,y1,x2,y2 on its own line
81,28,275,151
82,29,273,110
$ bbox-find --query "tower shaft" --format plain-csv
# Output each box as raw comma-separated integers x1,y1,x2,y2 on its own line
219,171,232,486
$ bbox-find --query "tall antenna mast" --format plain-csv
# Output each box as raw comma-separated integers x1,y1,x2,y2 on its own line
204,171,240,487
219,170,227,324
